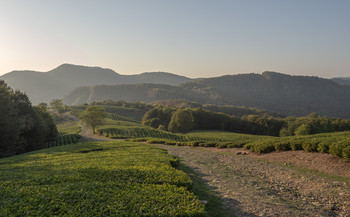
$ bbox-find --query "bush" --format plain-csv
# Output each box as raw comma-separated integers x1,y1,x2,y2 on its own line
274,141,291,151
253,143,275,154
342,146,350,159
147,139,166,144
227,141,246,148
317,142,330,153
329,141,348,157
290,141,303,151
205,142,217,147
216,142,228,149
243,143,254,150
302,139,319,152
157,125,167,131
175,142,185,146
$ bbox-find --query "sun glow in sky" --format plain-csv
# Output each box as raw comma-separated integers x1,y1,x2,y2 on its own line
1,0,349,78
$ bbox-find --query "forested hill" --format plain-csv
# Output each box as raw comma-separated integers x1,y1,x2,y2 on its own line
64,72,350,119
332,76,350,86
185,72,350,118
63,83,209,106
0,64,192,104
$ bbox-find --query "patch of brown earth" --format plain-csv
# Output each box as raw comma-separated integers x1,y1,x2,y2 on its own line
208,148,350,177
157,145,350,217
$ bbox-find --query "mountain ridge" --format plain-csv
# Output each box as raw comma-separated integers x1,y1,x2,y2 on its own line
0,63,193,104
63,71,350,119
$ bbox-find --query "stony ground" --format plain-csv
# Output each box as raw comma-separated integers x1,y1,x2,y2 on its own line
79,122,350,216
156,145,350,217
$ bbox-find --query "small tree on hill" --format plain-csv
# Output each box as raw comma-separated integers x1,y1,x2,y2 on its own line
49,99,66,114
80,106,106,134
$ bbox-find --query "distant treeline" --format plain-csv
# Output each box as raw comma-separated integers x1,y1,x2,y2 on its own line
88,99,284,118
0,80,57,158
90,99,153,111
142,106,350,136
73,99,350,136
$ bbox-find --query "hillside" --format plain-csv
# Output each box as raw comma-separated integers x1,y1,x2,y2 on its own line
64,72,350,119
0,64,192,104
185,72,350,118
63,83,209,105
332,76,350,85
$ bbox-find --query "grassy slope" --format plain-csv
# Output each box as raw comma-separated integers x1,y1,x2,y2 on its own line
0,141,205,216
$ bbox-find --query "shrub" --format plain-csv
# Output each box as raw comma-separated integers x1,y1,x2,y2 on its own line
175,142,184,146
227,141,246,148
157,125,167,131
216,142,228,149
253,143,275,154
191,141,200,147
342,146,350,159
147,139,166,144
243,143,254,150
205,142,217,147
290,141,303,151
274,141,291,151
317,142,330,153
302,139,319,152
329,141,348,157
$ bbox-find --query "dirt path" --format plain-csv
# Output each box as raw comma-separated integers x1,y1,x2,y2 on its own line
79,122,115,142
156,145,350,217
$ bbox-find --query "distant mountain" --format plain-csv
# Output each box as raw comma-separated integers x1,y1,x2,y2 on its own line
63,83,208,106
0,64,193,104
185,72,350,118
331,76,350,85
63,71,350,119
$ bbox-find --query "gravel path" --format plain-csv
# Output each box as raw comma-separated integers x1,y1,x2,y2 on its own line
156,145,350,217
79,122,115,142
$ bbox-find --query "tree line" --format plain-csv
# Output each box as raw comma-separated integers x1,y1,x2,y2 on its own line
0,80,58,158
142,106,350,136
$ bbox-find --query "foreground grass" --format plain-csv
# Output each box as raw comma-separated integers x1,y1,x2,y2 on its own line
0,141,205,216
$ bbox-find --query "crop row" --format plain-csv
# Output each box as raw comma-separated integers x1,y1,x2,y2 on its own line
0,141,205,216
97,123,350,159
58,125,82,135
244,132,350,159
122,127,350,159
98,126,191,142
48,134,81,147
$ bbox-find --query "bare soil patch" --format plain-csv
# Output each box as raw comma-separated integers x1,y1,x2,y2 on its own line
157,145,350,217
208,148,350,178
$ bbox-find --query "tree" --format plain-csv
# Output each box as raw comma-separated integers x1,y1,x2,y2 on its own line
0,80,20,157
294,124,311,136
49,99,66,114
168,109,193,133
80,106,106,134
38,102,48,111
0,80,58,157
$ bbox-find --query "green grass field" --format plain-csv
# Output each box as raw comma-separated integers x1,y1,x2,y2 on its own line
0,141,205,216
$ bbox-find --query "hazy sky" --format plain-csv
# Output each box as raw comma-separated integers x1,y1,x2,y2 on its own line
1,0,349,78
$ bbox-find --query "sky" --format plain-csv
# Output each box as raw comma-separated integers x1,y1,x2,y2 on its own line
0,0,349,78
